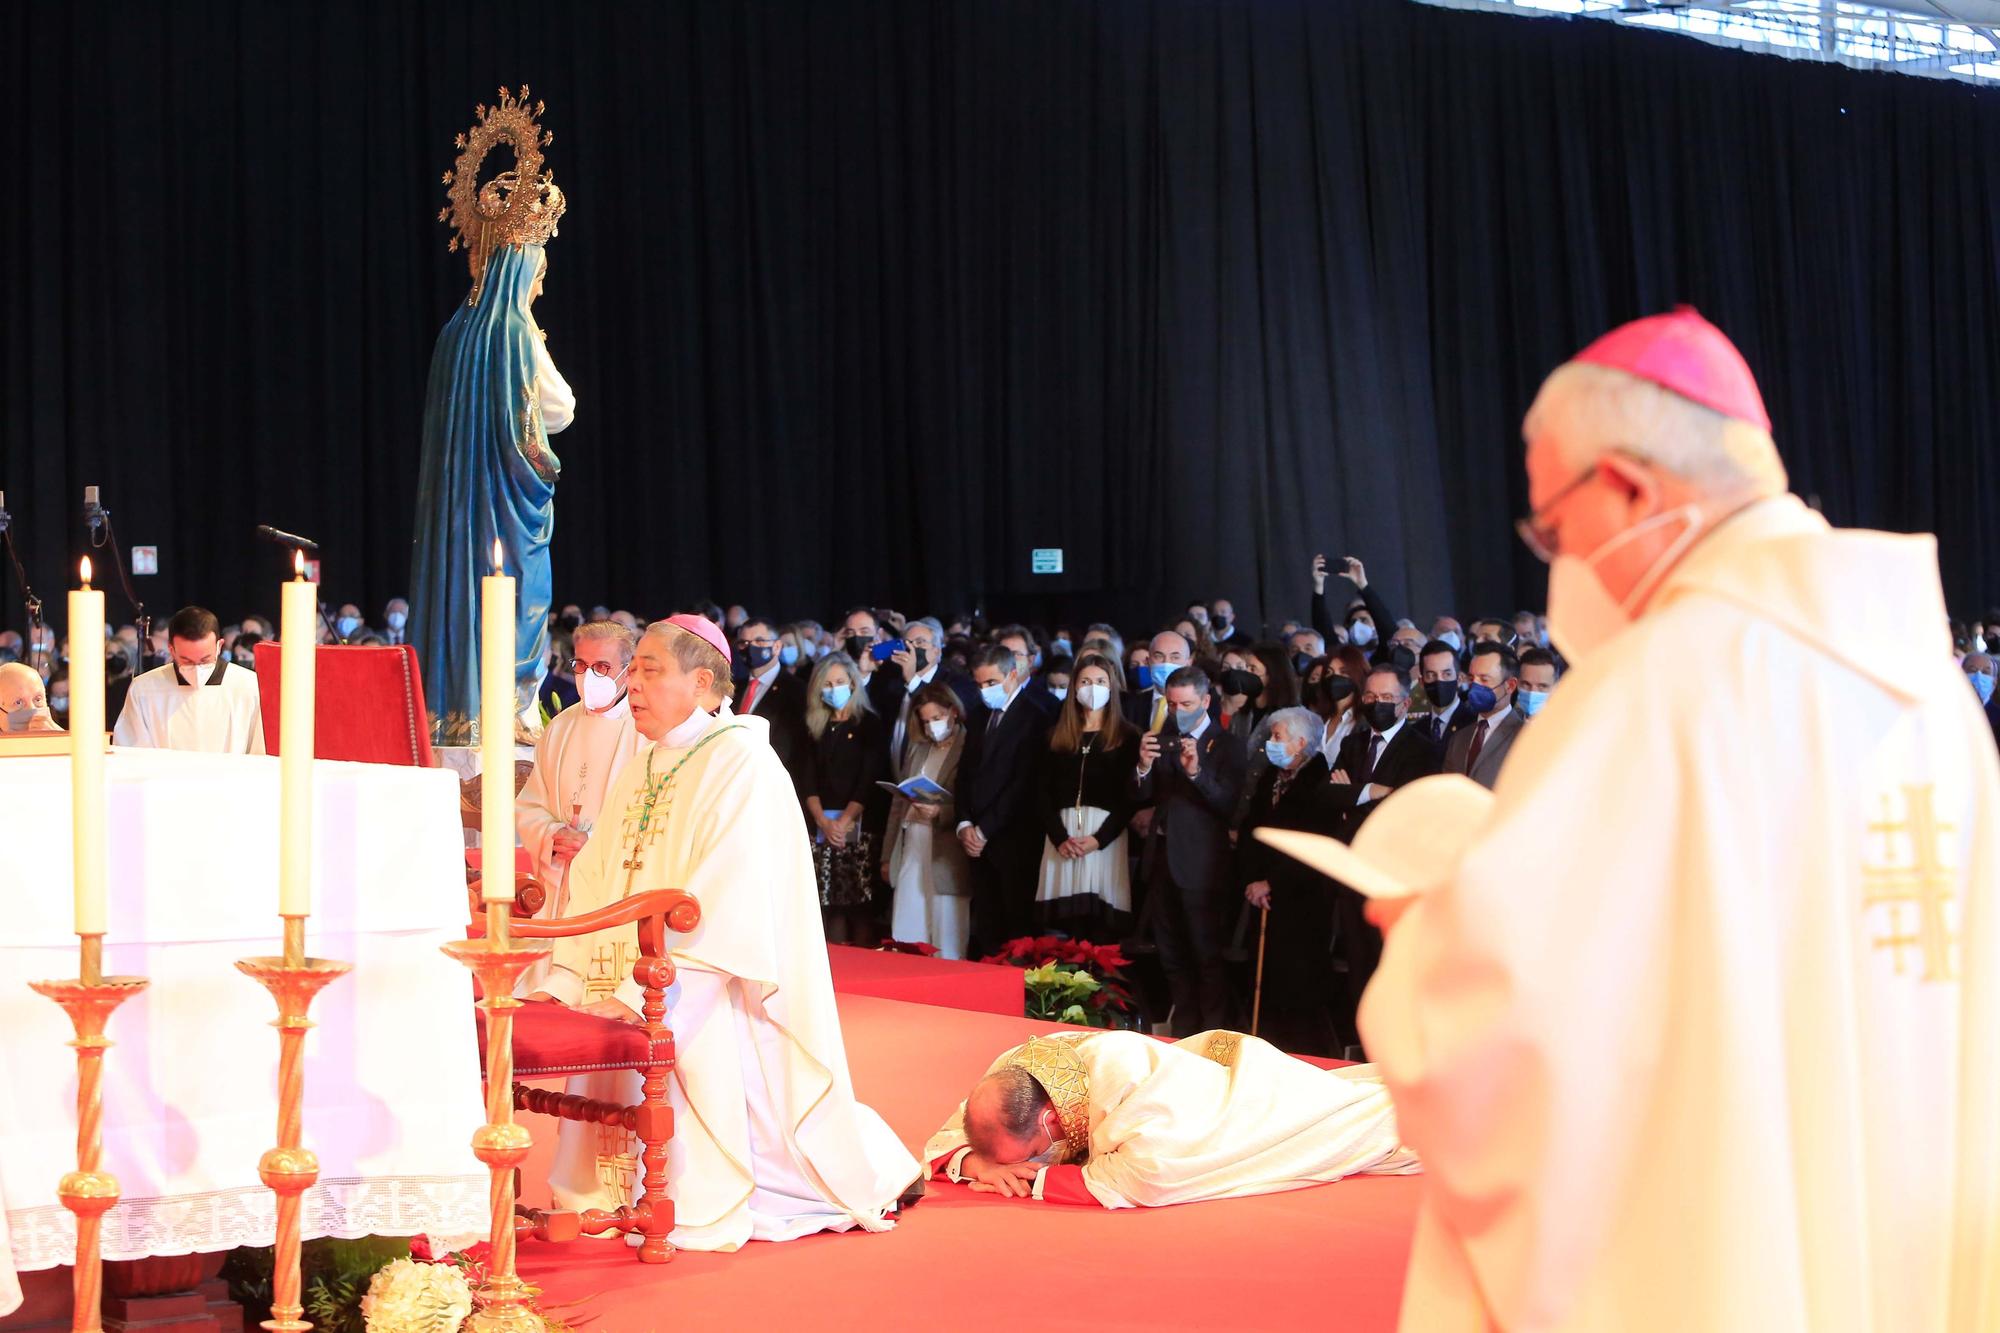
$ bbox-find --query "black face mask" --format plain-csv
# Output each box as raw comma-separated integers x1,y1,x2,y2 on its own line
843,635,871,661
913,647,930,672
1312,675,1355,710
1363,701,1401,733
1291,652,1314,677
1424,679,1458,709
1219,668,1262,701
744,645,775,670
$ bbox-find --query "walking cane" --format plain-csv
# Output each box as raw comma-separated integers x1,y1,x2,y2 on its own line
1250,906,1269,1037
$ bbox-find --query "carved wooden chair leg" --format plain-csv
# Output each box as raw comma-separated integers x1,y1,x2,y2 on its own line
630,955,679,1264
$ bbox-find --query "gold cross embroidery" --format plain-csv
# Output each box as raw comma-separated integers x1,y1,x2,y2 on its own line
594,1122,639,1196
1861,784,1959,983
584,941,638,1000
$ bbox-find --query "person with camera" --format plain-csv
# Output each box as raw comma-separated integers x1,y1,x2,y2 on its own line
1132,665,1247,1036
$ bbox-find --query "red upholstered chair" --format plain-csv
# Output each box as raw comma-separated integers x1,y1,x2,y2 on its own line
253,642,436,766
466,876,700,1264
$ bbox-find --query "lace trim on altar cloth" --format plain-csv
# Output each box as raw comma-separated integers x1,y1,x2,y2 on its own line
7,1174,489,1272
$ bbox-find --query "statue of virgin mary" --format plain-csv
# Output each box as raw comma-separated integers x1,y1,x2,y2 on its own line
409,87,575,745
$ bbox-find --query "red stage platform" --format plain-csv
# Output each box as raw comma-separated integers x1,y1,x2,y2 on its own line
825,944,1024,1016
518,993,1418,1331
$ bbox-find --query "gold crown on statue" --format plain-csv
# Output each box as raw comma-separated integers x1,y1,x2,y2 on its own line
438,85,567,301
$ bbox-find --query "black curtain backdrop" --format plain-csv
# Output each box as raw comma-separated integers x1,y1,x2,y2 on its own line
5,0,1999,646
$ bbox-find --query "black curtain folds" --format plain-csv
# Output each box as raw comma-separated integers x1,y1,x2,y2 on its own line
5,0,1999,644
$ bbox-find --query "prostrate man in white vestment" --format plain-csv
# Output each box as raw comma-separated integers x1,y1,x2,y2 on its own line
1319,309,1999,1332
921,1029,1416,1208
530,614,918,1249
112,605,265,753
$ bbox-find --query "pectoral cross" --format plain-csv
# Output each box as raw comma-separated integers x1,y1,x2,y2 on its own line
1861,784,1959,984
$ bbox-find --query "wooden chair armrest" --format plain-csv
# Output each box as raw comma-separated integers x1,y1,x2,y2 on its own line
472,888,702,941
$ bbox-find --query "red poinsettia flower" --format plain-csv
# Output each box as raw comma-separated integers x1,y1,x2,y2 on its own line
409,1234,437,1262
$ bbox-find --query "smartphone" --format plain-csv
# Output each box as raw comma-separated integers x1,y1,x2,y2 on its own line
871,640,904,662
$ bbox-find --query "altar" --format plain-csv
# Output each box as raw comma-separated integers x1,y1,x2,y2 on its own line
0,750,488,1312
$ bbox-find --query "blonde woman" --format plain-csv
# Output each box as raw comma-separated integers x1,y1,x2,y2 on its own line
802,652,883,942
882,682,973,957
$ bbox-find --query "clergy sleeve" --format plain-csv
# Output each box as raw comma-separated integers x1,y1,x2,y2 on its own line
1037,1165,1103,1207
516,723,567,886
545,759,632,996
111,695,148,748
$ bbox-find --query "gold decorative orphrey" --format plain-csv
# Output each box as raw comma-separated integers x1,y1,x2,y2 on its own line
1007,1035,1093,1165
437,85,566,302
1861,784,1959,984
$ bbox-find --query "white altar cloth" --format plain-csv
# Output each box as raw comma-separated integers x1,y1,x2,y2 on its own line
0,749,488,1313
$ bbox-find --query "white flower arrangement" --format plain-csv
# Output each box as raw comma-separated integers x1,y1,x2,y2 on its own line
360,1257,474,1333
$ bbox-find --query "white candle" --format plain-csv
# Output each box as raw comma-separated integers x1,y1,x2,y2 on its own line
481,539,515,901
279,552,317,917
70,560,106,936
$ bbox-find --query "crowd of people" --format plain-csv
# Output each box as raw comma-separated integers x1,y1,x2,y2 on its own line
4,554,1996,1056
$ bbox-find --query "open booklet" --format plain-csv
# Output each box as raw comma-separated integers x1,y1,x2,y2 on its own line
876,773,951,803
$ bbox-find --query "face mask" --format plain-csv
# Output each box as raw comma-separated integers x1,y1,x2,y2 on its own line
1076,682,1110,711
5,702,40,733
1547,504,1705,665
1423,679,1458,709
843,635,870,661
927,717,952,743
1132,664,1153,690
822,683,854,711
1439,631,1463,652
1347,621,1376,647
176,661,216,688
234,652,256,667
1291,652,1314,676
1464,682,1498,714
1052,639,1072,657
581,668,626,711
50,696,69,716
1174,705,1205,733
1518,688,1549,718
913,647,931,672
1050,686,1068,702
979,682,1009,711
1263,738,1294,768
1220,668,1263,701
1031,650,1043,669
1362,701,1400,733
780,643,800,666
1971,672,1996,707
386,611,408,631
744,645,775,670
335,616,360,637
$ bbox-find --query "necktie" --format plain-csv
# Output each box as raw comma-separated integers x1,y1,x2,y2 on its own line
1431,714,1445,743
1467,719,1489,772
1150,693,1168,732
988,707,1002,734
1362,735,1382,783
741,678,759,715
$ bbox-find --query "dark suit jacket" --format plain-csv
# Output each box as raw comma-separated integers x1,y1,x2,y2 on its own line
1323,720,1443,839
958,694,1051,847
1234,755,1340,895
1411,697,1480,749
1442,708,1525,790
1133,723,1247,892
737,665,809,778
1120,686,1223,734
1986,695,2000,750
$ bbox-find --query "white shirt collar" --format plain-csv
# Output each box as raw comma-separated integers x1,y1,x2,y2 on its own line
1174,709,1211,742
659,704,722,749
1368,717,1405,748
907,663,937,693
753,659,782,690
1478,703,1512,730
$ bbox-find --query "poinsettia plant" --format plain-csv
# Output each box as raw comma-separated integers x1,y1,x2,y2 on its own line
981,935,1137,1028
876,938,941,957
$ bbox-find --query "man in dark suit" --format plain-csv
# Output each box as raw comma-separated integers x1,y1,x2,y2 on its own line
1415,639,1481,748
1320,663,1441,1052
1444,640,1528,790
955,645,1051,955
1964,651,2000,750
1133,665,1247,1036
733,616,809,781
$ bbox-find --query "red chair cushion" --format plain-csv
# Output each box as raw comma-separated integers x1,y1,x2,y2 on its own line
253,642,436,766
483,1001,673,1079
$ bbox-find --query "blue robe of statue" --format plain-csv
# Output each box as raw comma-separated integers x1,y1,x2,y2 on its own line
408,242,574,745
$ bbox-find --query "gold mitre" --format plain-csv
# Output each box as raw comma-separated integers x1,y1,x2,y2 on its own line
437,85,567,302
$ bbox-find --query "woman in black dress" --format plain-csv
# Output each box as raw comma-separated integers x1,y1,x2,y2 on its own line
1034,653,1139,941
803,651,884,943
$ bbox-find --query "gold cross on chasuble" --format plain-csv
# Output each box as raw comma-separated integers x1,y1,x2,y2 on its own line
1861,784,1959,983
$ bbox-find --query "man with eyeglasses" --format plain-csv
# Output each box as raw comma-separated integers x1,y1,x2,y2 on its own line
733,614,808,779
515,620,644,943
1346,308,2000,1331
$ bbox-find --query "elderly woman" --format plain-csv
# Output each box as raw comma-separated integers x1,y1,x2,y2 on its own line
1235,705,1343,1057
882,682,974,957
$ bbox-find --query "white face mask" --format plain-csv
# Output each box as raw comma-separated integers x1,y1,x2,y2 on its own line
926,717,951,743
1076,682,1110,712
580,666,626,712
1546,504,1705,665
176,660,216,688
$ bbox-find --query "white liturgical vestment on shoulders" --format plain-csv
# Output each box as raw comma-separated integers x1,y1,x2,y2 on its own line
1363,495,2000,1333
112,661,264,754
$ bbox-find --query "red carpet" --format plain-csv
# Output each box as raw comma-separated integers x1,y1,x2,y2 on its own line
518,993,1419,1331
825,943,1025,1016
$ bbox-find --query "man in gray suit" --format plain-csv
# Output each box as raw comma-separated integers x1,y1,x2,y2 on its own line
1443,640,1527,790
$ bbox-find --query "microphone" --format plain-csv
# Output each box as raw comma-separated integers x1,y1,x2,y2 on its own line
84,485,106,535
256,524,321,552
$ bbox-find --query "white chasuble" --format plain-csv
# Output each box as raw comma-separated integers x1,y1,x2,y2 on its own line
1362,495,2000,1333
540,710,918,1250
923,1030,1416,1208
111,661,264,754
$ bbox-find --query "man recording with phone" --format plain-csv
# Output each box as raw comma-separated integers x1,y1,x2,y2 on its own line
1132,666,1246,1037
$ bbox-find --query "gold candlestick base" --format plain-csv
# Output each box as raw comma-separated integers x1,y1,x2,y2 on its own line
441,931,551,1333
236,938,352,1333
29,969,149,1333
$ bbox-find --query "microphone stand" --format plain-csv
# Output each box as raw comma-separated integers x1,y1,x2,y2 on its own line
0,495,46,673
85,497,148,654
258,528,344,646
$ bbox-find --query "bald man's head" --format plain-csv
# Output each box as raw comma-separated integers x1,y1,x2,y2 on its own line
0,662,55,733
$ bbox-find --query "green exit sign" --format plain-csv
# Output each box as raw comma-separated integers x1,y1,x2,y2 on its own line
1031,548,1064,574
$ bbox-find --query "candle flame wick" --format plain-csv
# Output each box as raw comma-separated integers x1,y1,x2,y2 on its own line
491,537,505,572
79,556,92,586
294,549,306,578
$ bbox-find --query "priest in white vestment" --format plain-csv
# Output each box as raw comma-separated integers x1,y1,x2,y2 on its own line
1337,309,2000,1332
112,607,264,753
922,1029,1417,1207
531,615,918,1250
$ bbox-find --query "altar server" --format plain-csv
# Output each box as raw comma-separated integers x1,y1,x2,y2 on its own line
1348,310,2000,1331
112,606,265,753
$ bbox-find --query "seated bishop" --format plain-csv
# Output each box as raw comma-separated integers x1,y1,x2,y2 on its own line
532,614,919,1250
924,1029,1418,1208
112,606,264,754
